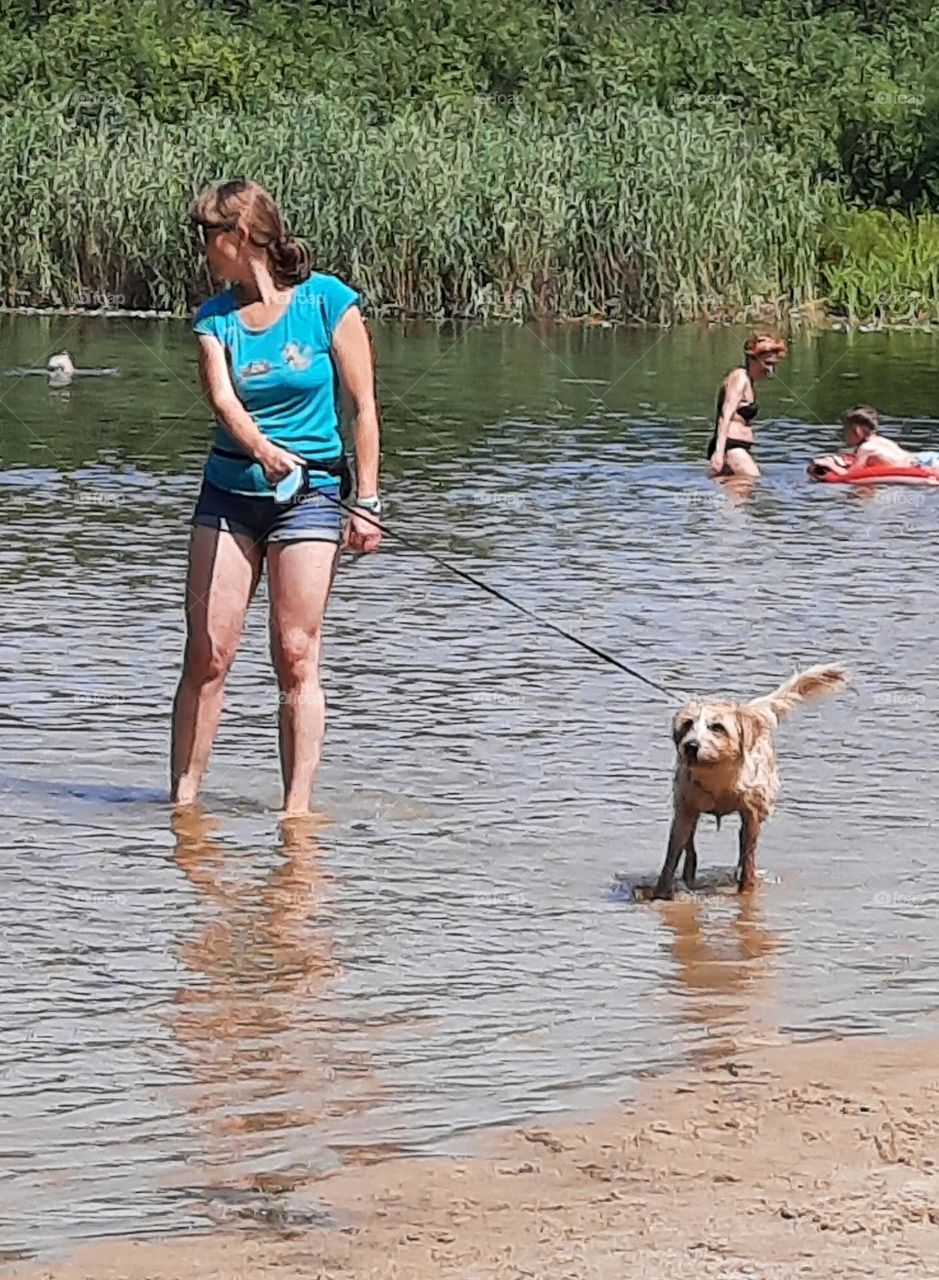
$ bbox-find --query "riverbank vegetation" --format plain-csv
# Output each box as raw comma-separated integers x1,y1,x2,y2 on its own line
1,0,937,323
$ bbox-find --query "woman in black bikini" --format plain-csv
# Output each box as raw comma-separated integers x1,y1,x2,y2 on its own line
708,333,787,478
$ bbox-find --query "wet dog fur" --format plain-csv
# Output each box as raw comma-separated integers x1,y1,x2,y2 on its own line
654,664,849,899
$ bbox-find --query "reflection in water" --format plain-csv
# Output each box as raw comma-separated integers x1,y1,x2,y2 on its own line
658,897,780,1062
718,473,757,506
4,318,939,1254
167,810,385,1207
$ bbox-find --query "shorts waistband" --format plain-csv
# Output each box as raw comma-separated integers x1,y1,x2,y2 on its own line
211,446,349,476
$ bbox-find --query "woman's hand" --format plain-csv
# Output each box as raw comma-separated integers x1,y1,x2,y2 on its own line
345,510,382,555
256,442,305,485
709,451,726,475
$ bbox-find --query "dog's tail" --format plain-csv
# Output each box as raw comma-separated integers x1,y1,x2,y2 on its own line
748,663,849,723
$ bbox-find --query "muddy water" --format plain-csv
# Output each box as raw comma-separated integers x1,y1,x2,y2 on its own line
1,315,938,1257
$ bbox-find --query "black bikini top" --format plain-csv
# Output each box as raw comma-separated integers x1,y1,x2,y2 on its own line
716,375,758,425
736,400,759,423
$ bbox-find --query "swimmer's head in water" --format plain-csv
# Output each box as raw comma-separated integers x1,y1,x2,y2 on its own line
47,351,75,377
842,404,879,447
744,332,787,379
190,178,312,291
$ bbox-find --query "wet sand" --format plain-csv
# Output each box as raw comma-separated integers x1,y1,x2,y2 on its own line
9,1033,939,1280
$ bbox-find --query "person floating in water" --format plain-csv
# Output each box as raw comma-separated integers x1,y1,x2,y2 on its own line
708,333,787,478
808,405,939,477
0,351,115,381
46,351,75,387
46,351,75,380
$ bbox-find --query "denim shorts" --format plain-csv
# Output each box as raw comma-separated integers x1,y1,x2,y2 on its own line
192,479,342,545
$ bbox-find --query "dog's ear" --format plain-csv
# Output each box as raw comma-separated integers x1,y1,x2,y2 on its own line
737,708,767,756
672,703,697,744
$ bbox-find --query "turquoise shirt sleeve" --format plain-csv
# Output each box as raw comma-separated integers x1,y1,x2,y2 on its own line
192,303,217,337
192,292,232,339
317,274,360,338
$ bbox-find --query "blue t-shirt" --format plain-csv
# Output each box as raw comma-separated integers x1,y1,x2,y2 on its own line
193,272,359,496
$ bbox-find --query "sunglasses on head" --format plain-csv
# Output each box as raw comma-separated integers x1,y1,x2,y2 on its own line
192,220,230,247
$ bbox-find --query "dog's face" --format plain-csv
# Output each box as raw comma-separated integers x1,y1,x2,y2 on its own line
672,701,763,769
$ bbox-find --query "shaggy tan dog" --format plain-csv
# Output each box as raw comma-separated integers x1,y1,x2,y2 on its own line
654,664,849,899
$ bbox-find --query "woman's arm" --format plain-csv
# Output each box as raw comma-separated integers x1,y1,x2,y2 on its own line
196,333,301,483
332,307,382,553
709,370,747,474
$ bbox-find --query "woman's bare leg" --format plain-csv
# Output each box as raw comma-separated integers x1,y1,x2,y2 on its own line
171,526,263,805
723,447,760,478
267,540,339,815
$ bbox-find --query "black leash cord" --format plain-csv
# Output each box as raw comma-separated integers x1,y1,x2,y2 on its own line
325,494,682,703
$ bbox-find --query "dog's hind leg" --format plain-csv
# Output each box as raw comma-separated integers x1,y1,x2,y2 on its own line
655,811,696,900
736,811,760,893
681,817,700,890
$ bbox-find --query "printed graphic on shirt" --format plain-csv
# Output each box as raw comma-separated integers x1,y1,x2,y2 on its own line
239,360,272,379
283,342,314,371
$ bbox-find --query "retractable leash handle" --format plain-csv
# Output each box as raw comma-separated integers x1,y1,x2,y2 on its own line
273,464,305,506
321,491,685,704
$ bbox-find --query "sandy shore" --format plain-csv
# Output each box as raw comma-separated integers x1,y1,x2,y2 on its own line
9,1034,939,1280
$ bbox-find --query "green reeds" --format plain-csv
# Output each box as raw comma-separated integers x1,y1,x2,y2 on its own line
0,98,834,322
821,209,939,323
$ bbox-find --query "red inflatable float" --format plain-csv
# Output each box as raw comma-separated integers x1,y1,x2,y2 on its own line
807,453,939,486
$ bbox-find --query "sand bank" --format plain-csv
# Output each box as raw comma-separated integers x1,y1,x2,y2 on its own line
9,1034,939,1280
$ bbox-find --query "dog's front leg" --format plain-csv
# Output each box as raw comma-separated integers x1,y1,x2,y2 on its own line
655,812,696,900
682,817,700,890
737,811,760,892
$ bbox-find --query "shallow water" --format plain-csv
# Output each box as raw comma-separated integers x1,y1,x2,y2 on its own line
2,315,939,1257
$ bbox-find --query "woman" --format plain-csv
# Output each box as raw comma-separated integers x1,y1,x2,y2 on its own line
708,333,787,478
171,179,381,814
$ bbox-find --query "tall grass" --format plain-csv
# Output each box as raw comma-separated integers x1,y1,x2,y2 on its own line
0,99,830,323
4,4,939,324
821,209,939,322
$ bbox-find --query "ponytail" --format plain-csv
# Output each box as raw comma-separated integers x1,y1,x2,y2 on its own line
269,234,312,289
